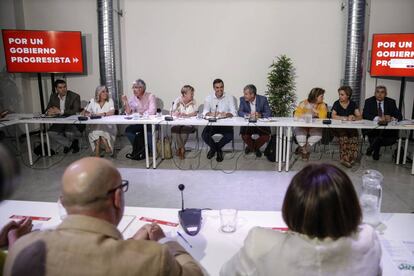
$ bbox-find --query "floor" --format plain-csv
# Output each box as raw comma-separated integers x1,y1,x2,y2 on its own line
2,132,414,213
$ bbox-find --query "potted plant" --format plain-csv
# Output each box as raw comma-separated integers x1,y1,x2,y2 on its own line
265,55,296,117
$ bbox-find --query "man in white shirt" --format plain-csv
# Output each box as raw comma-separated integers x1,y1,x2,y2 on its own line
46,80,81,154
202,79,237,162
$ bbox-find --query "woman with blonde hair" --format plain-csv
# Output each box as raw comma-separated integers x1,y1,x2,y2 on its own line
221,163,381,276
83,85,116,157
171,85,197,159
294,87,328,160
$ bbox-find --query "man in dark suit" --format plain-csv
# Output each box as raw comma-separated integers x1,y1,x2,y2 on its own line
238,84,272,157
46,79,81,154
362,85,402,160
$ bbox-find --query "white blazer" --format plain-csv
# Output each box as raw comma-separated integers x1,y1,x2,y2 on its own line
220,224,381,276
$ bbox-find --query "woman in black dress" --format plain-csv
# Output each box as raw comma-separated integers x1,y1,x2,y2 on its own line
331,86,362,168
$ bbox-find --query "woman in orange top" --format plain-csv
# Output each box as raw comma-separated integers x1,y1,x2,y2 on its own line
294,87,328,160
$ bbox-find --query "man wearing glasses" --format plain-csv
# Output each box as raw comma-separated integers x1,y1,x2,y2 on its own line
4,157,202,275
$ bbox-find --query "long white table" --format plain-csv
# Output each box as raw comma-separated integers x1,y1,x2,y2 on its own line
156,116,414,172
4,114,414,173
0,200,412,275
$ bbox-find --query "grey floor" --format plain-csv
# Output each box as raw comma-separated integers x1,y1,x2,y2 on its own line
3,134,414,213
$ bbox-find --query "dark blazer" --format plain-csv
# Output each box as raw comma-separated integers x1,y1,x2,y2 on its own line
46,90,81,116
362,96,402,121
238,94,272,118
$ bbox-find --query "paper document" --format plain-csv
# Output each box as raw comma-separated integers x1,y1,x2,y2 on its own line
381,238,414,275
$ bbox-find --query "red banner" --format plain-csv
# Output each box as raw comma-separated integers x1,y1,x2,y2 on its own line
2,29,84,73
370,33,414,77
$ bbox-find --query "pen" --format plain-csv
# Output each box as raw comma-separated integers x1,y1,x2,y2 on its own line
177,231,193,248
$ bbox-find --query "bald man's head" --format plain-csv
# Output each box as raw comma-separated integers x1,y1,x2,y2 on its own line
61,157,122,214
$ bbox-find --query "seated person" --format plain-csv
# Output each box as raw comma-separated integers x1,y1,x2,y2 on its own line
122,79,157,155
202,79,237,162
171,85,197,160
82,85,116,157
46,79,81,154
238,84,272,158
331,86,362,168
0,144,33,271
294,87,328,160
4,157,203,275
221,163,381,276
362,85,402,160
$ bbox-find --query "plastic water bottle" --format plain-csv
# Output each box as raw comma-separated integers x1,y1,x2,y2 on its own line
304,103,313,123
360,170,383,226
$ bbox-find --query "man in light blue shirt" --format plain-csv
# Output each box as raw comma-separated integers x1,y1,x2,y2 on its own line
202,79,237,162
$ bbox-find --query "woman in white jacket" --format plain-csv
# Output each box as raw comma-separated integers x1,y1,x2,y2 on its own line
220,163,381,276
83,85,116,157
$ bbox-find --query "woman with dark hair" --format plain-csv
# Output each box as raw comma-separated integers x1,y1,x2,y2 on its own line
294,88,328,160
221,163,381,276
332,86,362,168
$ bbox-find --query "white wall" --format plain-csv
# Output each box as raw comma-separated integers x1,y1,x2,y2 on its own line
365,0,414,119
121,0,345,108
0,0,413,117
0,0,100,113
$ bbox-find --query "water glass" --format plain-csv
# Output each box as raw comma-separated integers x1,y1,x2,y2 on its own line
304,114,313,123
220,209,238,233
133,113,140,120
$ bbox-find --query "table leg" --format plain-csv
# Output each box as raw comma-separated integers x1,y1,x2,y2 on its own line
152,124,157,169
412,151,414,174
40,125,45,157
46,126,51,156
25,123,33,166
161,124,165,159
14,125,21,155
144,124,149,169
275,127,278,171
396,137,402,165
286,127,292,172
403,135,409,165
278,126,283,172
283,129,287,162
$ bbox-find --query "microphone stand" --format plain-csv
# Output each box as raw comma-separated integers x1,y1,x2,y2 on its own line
165,101,174,121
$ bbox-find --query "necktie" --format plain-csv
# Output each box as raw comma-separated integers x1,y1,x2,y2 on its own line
378,102,383,117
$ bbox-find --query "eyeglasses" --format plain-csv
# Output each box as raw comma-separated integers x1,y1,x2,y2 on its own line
106,180,129,195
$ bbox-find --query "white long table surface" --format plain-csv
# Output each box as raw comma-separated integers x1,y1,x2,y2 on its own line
4,114,414,172
0,200,413,275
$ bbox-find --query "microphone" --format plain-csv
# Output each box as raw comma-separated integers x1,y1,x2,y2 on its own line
78,100,91,121
178,184,185,211
208,103,218,122
165,101,174,121
177,184,202,236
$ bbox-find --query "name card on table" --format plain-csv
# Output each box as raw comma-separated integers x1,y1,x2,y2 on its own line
10,215,51,221
139,217,178,227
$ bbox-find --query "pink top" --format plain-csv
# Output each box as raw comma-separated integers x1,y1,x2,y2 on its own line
128,92,157,115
